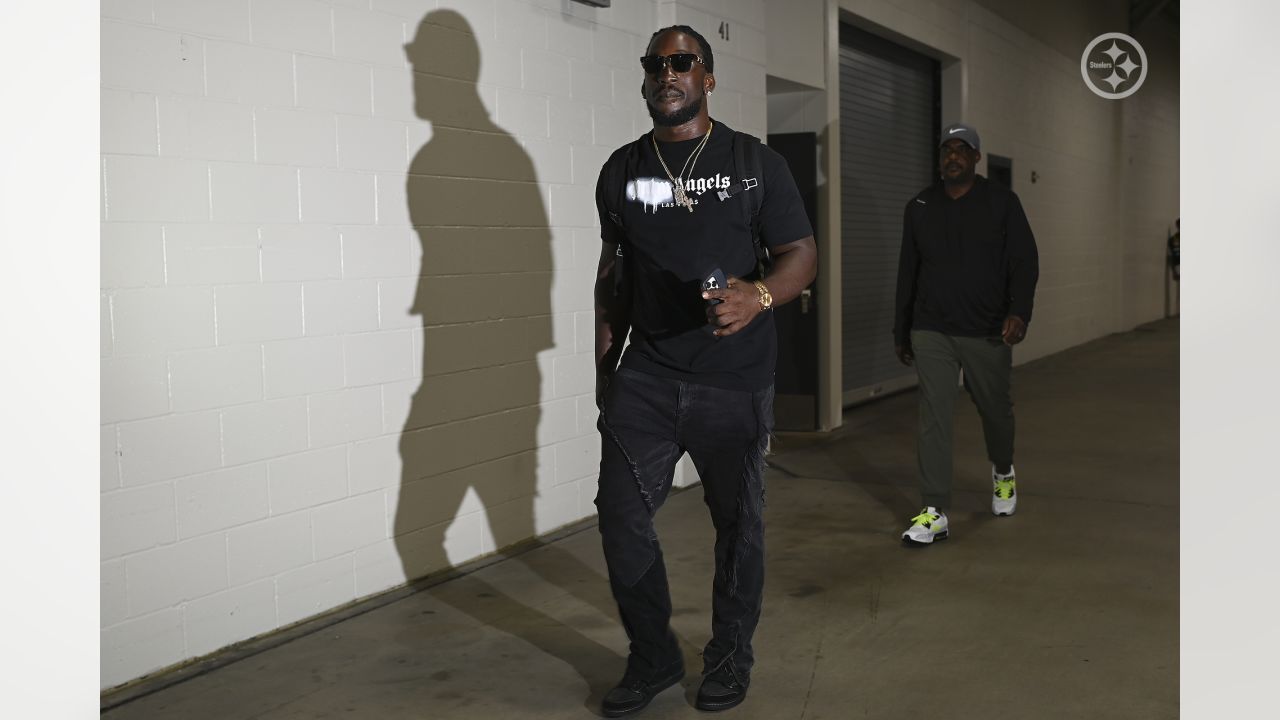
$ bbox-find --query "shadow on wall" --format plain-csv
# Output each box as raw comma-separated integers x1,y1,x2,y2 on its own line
396,10,550,579
395,9,623,710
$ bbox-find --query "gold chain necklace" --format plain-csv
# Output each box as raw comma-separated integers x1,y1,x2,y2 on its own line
652,121,714,213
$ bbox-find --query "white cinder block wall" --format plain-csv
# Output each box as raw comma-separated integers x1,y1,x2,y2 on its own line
102,0,1177,691
101,0,768,689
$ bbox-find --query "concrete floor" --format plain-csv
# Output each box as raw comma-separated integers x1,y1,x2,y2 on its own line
103,320,1178,719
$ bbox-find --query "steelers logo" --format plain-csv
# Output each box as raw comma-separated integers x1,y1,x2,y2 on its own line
1081,32,1148,100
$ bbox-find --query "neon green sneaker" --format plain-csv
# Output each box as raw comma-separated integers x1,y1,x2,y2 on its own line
901,507,948,545
992,466,1017,516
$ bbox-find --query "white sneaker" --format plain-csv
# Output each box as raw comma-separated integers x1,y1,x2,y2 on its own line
992,466,1017,516
901,507,949,545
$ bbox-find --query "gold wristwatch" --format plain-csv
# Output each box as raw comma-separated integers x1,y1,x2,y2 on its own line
752,280,773,310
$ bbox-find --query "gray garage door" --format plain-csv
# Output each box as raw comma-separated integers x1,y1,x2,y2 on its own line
839,24,939,405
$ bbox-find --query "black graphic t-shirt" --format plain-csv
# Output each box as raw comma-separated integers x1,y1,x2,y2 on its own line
595,121,812,391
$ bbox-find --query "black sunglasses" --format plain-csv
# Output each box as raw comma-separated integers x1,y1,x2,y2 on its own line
640,53,705,75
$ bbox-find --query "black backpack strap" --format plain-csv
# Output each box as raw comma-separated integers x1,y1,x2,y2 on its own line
604,134,645,294
720,131,769,277
717,131,760,202
603,137,642,231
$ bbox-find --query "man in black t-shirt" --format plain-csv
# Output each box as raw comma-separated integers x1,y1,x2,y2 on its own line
592,25,816,717
893,122,1039,546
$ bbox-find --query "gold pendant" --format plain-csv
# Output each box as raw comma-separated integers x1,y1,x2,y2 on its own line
673,184,693,212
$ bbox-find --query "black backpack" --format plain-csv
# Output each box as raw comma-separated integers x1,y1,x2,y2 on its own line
601,129,770,293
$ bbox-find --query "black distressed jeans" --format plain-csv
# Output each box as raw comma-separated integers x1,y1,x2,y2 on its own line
595,367,773,683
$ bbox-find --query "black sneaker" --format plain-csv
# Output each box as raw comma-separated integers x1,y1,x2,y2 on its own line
694,662,749,712
601,664,684,718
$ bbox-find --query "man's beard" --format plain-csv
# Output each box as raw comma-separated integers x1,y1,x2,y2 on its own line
647,93,703,127
941,164,972,185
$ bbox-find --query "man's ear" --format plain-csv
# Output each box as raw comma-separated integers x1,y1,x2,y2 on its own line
705,74,716,94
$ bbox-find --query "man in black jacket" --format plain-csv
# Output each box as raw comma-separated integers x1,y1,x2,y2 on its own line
893,122,1039,546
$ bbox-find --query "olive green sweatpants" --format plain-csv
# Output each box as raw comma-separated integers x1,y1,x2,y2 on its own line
910,330,1015,511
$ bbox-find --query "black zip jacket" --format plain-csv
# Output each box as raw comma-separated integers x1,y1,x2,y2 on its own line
894,176,1039,345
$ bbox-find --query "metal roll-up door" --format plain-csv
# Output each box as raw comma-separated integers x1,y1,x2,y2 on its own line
839,23,939,405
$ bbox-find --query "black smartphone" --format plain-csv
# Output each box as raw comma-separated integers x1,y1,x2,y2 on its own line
702,267,726,306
